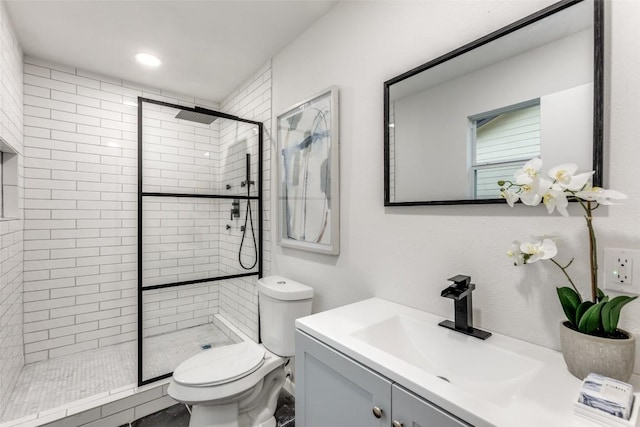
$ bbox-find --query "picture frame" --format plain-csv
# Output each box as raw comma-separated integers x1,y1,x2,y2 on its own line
276,86,339,255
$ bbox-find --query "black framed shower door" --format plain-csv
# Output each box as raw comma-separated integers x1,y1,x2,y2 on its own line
137,97,263,386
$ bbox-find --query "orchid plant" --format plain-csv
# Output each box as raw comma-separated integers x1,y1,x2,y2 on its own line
499,159,636,338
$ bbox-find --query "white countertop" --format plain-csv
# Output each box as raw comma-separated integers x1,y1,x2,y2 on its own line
295,297,638,427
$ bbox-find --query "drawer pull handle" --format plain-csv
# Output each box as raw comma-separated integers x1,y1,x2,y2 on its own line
372,406,383,418
392,421,403,427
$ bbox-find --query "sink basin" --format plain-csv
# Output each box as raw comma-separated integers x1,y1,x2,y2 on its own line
297,298,583,426
351,315,542,407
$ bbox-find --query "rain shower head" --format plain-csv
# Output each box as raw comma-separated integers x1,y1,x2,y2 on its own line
175,109,217,125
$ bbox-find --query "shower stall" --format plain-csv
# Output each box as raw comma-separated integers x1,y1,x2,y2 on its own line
0,99,264,423
138,97,263,385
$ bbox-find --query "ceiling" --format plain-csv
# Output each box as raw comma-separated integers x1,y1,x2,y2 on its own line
4,0,337,103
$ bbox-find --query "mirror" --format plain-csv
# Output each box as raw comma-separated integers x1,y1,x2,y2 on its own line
384,0,603,205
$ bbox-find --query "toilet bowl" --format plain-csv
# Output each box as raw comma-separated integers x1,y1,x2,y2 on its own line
168,276,313,427
168,340,285,427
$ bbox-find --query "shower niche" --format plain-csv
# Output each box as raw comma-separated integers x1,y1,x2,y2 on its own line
138,98,263,385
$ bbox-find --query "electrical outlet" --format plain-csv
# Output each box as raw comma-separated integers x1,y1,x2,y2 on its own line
603,248,640,295
613,256,632,285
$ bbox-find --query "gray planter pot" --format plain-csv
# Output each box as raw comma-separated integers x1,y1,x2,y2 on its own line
559,321,636,382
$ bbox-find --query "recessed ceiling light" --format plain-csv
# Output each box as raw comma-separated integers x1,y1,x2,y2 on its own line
136,53,161,67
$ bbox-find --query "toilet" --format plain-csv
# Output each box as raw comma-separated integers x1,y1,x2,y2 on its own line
168,276,313,427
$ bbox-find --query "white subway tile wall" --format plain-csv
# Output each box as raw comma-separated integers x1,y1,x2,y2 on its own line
139,99,223,291
22,56,224,364
0,12,272,421
141,102,220,195
218,61,272,341
142,282,220,338
142,197,222,287
140,101,261,341
0,0,24,414
140,106,260,290
22,57,272,371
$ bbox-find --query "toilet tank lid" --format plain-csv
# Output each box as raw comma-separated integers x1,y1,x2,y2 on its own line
257,275,314,300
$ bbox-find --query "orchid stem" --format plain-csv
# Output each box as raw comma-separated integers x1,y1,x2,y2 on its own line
582,201,598,303
550,258,581,297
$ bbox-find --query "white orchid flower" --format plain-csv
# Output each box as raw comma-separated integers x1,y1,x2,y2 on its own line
520,238,558,263
548,163,594,191
500,188,520,207
507,241,525,266
575,186,628,205
514,158,543,185
542,187,570,217
518,176,551,206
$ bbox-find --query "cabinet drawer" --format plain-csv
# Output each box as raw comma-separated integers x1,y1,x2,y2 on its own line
392,384,472,427
296,330,392,427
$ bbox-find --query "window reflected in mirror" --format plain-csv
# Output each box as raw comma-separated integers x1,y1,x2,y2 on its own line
471,101,541,199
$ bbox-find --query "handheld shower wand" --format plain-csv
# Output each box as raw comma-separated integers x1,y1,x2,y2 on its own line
239,153,257,270
241,155,255,188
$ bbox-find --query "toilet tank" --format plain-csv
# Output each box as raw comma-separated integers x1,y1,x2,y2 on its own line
257,275,314,357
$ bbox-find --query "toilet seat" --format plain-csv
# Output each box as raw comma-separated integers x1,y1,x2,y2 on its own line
173,341,266,387
168,343,284,406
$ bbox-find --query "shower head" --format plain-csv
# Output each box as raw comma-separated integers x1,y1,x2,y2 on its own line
175,109,217,125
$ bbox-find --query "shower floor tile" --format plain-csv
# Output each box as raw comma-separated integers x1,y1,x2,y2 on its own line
1,322,235,423
143,322,235,381
0,341,136,423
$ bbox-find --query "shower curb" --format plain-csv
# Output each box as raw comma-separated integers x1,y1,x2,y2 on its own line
0,379,175,427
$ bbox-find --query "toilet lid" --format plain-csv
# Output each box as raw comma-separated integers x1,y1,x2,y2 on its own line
173,341,265,387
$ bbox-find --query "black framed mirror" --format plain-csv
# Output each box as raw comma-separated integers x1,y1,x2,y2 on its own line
384,0,603,206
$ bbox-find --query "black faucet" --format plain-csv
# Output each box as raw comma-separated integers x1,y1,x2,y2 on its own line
438,275,491,340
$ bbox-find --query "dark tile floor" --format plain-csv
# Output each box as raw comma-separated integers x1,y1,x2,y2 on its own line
274,389,295,427
130,403,190,427
128,389,295,427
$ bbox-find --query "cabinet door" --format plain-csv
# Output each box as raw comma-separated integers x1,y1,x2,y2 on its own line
296,330,392,427
391,385,472,427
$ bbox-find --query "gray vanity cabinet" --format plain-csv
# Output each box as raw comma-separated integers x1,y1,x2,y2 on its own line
295,331,392,427
296,330,471,427
392,384,471,427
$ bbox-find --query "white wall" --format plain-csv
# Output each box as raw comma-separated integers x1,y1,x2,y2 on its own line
0,0,23,412
272,0,640,374
540,83,593,169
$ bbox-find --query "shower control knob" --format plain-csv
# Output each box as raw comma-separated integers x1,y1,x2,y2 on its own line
372,406,383,418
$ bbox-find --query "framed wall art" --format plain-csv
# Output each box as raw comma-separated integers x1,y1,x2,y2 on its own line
277,86,339,255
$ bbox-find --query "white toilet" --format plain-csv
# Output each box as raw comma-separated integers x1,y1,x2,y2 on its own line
168,276,313,427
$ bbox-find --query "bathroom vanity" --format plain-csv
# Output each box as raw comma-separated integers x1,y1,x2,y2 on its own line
295,298,593,427
296,330,469,426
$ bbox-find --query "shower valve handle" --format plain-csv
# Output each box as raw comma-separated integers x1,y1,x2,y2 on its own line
230,199,240,220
